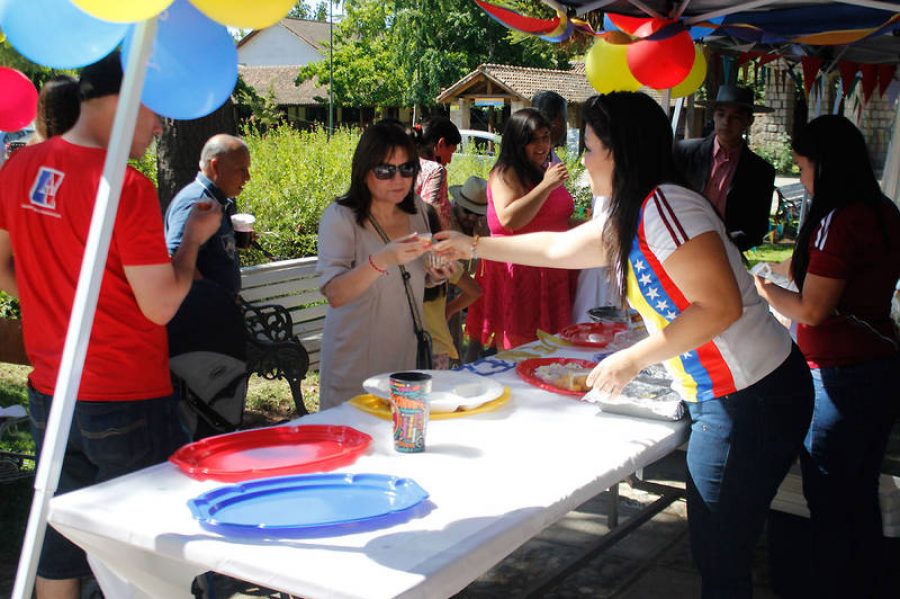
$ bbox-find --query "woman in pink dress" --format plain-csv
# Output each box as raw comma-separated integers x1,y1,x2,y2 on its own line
466,108,577,349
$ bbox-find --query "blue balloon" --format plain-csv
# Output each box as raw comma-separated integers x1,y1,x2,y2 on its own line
123,0,237,120
2,0,127,69
0,0,9,26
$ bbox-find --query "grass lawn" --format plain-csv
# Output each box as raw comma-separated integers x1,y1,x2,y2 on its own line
746,242,795,268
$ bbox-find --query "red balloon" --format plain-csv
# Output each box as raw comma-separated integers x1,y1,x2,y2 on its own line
0,67,38,131
626,29,695,89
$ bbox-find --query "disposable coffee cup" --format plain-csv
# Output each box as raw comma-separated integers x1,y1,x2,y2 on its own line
231,213,255,249
389,371,431,453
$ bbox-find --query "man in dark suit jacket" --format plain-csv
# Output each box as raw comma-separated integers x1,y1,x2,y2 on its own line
674,85,775,251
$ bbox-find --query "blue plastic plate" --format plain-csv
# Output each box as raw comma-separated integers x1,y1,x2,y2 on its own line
189,473,429,535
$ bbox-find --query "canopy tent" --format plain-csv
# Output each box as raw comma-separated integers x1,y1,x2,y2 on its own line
476,0,900,200
478,1,900,63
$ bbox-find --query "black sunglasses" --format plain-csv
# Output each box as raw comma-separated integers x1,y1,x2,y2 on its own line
372,161,417,180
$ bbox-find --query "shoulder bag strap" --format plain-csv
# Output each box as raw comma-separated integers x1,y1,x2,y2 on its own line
368,214,426,336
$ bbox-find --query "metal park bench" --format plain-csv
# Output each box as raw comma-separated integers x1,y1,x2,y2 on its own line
239,257,325,416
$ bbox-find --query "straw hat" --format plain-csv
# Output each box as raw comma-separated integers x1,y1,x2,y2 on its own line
449,176,488,215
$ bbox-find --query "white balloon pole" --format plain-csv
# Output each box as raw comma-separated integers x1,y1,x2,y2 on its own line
12,18,158,599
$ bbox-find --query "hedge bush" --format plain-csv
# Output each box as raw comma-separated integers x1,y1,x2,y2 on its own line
237,126,358,261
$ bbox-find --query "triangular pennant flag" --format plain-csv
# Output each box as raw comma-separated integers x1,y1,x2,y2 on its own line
838,61,860,97
801,56,822,97
878,64,896,97
860,63,877,103
757,54,780,67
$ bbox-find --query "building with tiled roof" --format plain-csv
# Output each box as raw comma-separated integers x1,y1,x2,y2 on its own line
436,63,597,106
238,66,327,106
437,62,664,135
237,18,330,66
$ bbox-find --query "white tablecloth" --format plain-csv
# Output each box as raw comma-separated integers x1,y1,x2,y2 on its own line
48,343,688,599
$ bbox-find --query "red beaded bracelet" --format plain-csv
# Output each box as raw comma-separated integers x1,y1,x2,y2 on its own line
368,254,388,275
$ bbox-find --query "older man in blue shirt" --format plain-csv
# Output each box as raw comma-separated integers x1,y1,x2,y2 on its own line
165,134,251,295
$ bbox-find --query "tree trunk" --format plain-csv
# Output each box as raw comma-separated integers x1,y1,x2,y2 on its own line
156,100,237,212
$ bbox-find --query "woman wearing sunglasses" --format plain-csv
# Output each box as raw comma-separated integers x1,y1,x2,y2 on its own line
436,93,813,598
317,121,437,409
465,108,577,351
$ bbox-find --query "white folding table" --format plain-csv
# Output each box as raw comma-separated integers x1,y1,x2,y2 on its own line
48,342,688,599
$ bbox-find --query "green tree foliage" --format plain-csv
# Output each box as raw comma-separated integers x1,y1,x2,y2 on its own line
289,1,334,21
297,0,578,110
0,36,75,89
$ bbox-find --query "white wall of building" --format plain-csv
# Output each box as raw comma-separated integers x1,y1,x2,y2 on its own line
238,25,323,66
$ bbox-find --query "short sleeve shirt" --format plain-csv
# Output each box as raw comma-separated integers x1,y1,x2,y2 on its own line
164,173,240,295
625,184,791,402
0,137,172,400
798,198,900,367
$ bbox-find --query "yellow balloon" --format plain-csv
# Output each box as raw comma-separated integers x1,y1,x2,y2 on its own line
189,0,296,29
71,0,174,23
671,45,708,98
585,40,642,94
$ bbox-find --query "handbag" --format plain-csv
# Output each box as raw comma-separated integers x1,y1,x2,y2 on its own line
368,214,434,369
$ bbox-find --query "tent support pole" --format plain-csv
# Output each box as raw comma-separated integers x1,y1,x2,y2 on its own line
12,18,158,599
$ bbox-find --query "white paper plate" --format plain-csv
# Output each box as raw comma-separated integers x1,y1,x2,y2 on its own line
362,370,505,413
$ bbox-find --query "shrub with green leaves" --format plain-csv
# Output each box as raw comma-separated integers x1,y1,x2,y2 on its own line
0,292,20,319
751,133,798,176
238,126,359,261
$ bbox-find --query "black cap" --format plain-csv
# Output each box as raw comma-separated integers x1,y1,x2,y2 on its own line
79,52,123,101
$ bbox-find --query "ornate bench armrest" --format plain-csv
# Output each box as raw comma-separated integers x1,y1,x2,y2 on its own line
239,300,311,416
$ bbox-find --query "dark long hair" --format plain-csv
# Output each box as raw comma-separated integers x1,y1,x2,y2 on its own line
408,116,461,161
36,75,80,140
790,115,885,288
337,120,420,225
492,108,550,190
582,93,683,304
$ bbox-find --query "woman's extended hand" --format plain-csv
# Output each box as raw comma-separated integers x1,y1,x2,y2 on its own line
374,233,431,269
586,349,640,398
426,258,458,283
433,230,474,261
542,162,569,191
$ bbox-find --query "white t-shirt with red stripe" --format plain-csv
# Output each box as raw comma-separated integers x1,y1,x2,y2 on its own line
625,184,791,402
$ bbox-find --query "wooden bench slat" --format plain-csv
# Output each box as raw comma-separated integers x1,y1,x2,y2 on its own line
240,281,323,303
241,257,327,374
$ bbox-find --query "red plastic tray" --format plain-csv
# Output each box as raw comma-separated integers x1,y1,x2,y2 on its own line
557,322,628,348
516,357,598,397
170,424,372,482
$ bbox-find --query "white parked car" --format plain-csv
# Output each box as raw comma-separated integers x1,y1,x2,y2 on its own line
454,129,500,168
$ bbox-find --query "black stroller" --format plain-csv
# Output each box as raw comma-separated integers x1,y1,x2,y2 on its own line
168,280,249,441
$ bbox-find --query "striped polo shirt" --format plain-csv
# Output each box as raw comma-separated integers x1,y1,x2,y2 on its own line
625,184,791,402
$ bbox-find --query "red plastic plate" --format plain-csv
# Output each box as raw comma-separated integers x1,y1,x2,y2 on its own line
557,322,628,348
516,357,598,397
170,424,372,482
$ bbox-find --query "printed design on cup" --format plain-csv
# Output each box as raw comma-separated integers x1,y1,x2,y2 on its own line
389,372,430,453
231,213,256,250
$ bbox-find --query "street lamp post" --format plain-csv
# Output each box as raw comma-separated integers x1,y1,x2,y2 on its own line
328,0,334,138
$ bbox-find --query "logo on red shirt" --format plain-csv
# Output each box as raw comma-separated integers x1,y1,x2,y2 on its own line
29,167,65,211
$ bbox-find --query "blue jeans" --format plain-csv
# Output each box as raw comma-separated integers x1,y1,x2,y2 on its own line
686,344,813,599
29,387,189,580
801,356,899,599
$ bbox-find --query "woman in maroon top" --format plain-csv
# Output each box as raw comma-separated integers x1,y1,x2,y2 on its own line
756,115,900,599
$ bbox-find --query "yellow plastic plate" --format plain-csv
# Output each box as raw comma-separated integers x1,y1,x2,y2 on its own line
349,387,511,420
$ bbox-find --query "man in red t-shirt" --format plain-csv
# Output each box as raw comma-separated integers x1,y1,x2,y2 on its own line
0,53,221,598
